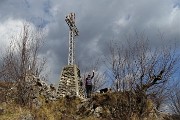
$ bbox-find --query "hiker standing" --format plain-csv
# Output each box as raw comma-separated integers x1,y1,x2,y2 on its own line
85,70,94,98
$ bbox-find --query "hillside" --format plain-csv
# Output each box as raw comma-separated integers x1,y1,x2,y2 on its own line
0,91,178,120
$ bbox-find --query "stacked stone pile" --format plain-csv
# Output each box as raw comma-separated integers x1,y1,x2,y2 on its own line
57,65,85,98
25,74,57,102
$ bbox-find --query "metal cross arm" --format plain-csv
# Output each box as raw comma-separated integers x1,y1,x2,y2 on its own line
65,13,79,36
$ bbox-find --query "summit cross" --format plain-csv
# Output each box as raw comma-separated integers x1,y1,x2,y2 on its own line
65,13,79,65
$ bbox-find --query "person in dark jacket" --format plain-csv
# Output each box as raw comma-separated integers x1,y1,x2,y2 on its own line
85,70,94,98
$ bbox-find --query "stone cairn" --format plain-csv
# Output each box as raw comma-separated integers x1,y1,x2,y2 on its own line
57,13,85,99
57,64,85,98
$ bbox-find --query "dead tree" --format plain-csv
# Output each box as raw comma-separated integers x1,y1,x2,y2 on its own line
169,81,180,115
0,22,46,107
106,33,179,118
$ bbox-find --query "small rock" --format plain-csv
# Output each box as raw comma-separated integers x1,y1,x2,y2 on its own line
0,107,4,115
32,98,41,109
20,113,34,120
94,106,103,118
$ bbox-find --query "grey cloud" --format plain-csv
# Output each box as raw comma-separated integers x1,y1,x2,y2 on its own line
0,0,53,27
0,0,180,84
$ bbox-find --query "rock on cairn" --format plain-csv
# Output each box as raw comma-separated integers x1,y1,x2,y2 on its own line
57,65,84,98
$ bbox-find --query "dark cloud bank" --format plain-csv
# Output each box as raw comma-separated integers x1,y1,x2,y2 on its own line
0,0,179,84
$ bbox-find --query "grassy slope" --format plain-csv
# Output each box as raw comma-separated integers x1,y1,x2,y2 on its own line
0,92,176,120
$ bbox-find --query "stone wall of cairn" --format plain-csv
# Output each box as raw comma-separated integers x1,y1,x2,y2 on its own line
57,65,85,98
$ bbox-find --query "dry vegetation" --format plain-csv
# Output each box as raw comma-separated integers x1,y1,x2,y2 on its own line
0,92,177,120
0,95,76,120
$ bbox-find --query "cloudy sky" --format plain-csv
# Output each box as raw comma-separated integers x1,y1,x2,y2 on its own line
0,0,180,84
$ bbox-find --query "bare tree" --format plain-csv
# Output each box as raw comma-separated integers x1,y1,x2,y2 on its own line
0,22,46,107
92,71,107,92
149,85,171,110
106,33,179,117
169,81,180,115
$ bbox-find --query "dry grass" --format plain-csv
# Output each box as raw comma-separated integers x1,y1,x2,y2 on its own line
0,96,62,120
0,102,31,120
0,92,168,120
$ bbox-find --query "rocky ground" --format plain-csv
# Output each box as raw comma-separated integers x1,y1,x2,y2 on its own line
1,91,179,120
